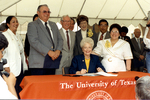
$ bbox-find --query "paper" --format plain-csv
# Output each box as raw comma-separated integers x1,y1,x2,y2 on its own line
96,72,118,76
81,73,100,76
79,71,118,77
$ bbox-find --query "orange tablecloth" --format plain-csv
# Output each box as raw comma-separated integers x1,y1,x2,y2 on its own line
20,71,150,99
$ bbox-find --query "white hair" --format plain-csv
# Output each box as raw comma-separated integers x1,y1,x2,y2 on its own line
80,37,94,48
61,15,70,21
135,76,150,100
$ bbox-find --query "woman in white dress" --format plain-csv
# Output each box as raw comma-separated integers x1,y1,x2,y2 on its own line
2,16,28,98
93,24,133,72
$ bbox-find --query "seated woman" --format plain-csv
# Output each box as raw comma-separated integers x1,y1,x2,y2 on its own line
69,38,106,74
93,24,133,72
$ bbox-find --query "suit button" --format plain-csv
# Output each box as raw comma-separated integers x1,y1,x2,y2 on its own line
51,46,53,48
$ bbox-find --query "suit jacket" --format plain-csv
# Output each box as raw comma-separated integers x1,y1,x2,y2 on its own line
24,34,30,56
131,37,146,59
74,29,97,56
69,54,106,74
55,28,75,74
27,18,63,68
3,29,28,76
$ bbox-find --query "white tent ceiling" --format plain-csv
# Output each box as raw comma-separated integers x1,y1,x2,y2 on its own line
0,0,150,27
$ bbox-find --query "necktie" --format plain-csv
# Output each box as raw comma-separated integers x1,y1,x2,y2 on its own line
45,22,55,49
99,33,104,40
66,31,70,50
137,38,141,49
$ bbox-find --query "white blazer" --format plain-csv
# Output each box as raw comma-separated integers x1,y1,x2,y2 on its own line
2,29,27,76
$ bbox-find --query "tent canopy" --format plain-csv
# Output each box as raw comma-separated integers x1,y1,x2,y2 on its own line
0,0,150,26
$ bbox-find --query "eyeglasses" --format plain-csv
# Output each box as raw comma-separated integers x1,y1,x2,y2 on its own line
62,20,70,23
99,24,108,27
80,22,87,25
111,30,119,33
42,10,51,14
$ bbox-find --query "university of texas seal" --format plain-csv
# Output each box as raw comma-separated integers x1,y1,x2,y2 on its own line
86,90,113,100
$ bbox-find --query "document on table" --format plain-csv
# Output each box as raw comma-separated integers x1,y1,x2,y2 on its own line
79,72,118,77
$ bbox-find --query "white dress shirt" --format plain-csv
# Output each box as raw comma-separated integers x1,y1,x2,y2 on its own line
39,18,54,40
81,30,87,39
62,28,71,46
135,37,141,49
97,32,107,41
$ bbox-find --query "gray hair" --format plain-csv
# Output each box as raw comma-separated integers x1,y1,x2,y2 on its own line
37,4,49,12
61,15,70,21
0,23,7,31
80,37,94,48
135,76,150,100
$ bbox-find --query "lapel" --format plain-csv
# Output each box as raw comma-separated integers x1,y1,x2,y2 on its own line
105,31,110,39
37,19,52,42
7,29,20,53
81,54,87,70
78,30,83,40
86,29,88,37
48,21,57,45
88,54,93,72
132,38,141,52
140,38,144,52
60,28,68,50
69,30,74,50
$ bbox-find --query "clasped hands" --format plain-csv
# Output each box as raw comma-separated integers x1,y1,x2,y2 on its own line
48,50,60,60
139,55,145,61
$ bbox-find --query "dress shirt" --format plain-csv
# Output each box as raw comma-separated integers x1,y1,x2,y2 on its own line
62,28,71,46
39,18,54,40
120,36,124,40
98,32,107,41
81,30,87,39
135,37,141,49
144,27,150,49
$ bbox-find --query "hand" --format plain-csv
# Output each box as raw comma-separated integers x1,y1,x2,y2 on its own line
47,50,60,60
53,50,60,59
4,67,10,73
126,66,131,71
2,72,18,98
81,69,87,74
97,67,103,72
2,72,16,87
48,50,55,60
139,55,145,60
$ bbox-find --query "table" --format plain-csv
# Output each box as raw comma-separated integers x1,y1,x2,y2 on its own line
20,71,150,99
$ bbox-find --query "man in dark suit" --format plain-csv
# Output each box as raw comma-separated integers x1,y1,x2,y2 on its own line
27,4,63,75
96,19,110,42
131,28,146,71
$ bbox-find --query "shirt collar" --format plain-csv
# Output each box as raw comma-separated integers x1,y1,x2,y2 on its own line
62,28,69,32
39,18,48,26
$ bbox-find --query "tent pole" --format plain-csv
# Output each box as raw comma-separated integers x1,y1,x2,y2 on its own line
0,0,21,13
136,0,147,18
78,0,86,15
